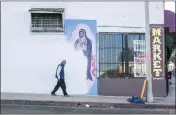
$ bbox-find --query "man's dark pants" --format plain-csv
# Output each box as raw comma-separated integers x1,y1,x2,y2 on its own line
51,79,68,95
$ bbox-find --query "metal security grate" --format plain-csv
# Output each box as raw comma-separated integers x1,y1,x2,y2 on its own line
98,32,146,78
31,13,63,33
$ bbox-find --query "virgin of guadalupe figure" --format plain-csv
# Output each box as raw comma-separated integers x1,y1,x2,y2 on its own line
74,29,93,81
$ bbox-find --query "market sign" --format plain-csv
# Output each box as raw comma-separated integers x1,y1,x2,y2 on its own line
150,24,165,79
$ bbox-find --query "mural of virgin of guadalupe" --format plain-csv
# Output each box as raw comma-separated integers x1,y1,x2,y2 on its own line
74,29,93,81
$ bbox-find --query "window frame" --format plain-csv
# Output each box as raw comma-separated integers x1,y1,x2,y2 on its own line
98,32,146,78
125,33,146,78
99,33,125,78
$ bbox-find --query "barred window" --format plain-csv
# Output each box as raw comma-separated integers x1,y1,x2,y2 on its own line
98,33,146,78
29,8,64,33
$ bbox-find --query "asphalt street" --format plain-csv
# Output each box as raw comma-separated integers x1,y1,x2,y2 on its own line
1,104,174,114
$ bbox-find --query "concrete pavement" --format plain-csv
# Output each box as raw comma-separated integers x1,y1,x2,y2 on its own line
1,92,175,109
168,73,175,100
1,104,174,114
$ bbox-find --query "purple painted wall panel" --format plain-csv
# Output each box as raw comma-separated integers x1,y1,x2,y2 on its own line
98,78,167,97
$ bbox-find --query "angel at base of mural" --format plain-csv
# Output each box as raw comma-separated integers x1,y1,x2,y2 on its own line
74,29,93,81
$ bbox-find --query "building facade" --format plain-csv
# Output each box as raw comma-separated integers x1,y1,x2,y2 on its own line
164,1,176,96
1,2,166,96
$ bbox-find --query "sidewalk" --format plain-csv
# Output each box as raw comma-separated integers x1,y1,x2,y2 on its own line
1,92,175,109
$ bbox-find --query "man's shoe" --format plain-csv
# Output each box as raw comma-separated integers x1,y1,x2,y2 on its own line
64,94,70,97
51,93,57,96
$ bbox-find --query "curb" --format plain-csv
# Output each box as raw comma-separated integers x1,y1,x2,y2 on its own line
1,100,175,109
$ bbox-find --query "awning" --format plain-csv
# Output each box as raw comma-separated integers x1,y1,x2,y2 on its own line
164,10,176,32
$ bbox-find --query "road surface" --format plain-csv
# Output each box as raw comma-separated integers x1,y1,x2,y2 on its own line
1,104,173,114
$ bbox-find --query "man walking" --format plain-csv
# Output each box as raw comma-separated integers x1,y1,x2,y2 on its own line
51,60,69,96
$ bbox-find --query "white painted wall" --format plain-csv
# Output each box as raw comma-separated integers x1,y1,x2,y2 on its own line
1,2,164,94
165,1,176,13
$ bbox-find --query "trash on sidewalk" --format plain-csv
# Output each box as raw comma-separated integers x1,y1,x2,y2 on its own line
127,96,145,104
85,104,90,108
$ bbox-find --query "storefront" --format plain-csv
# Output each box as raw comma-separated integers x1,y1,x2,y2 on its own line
1,2,166,96
98,31,167,97
164,2,176,95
